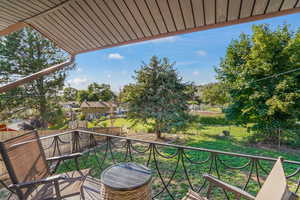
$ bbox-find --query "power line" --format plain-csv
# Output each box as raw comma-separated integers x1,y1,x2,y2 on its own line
252,67,300,83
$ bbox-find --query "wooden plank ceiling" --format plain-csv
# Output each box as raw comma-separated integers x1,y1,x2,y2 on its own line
1,0,300,55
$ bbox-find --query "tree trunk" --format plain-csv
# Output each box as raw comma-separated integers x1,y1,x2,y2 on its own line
156,130,162,139
39,97,48,128
36,43,48,129
155,122,162,139
37,78,48,128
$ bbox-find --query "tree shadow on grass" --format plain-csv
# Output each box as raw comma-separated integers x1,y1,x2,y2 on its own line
193,116,234,126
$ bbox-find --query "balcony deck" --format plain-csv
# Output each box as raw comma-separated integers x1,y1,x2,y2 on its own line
1,130,300,199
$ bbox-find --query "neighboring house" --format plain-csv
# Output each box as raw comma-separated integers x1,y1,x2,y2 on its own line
60,101,79,109
0,124,16,131
60,102,79,120
188,104,201,111
3,119,31,131
68,120,87,129
116,106,128,115
80,101,117,120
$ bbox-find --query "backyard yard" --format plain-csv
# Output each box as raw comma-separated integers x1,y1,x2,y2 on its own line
57,113,300,199
96,113,300,159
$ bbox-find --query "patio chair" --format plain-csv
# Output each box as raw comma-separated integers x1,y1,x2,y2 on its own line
0,131,89,199
182,157,298,200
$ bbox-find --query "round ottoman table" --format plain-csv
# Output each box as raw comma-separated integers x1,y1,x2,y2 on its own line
100,162,152,200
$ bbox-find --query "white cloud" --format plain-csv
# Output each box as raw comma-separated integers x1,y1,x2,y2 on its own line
196,50,207,56
67,77,88,86
108,53,124,60
192,71,199,76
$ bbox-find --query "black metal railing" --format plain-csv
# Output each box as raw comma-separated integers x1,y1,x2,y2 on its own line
1,129,300,199
39,130,300,199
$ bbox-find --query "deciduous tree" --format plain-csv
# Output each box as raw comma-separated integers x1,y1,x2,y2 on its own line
216,24,300,143
76,82,115,103
63,87,78,101
198,83,229,107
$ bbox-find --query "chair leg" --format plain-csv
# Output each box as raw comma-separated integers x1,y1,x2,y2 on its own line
80,185,85,200
54,180,61,200
75,157,81,174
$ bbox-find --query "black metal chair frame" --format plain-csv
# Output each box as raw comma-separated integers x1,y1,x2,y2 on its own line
0,131,83,199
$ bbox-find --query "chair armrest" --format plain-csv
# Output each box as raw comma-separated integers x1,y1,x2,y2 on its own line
46,152,82,162
9,174,67,189
203,174,255,200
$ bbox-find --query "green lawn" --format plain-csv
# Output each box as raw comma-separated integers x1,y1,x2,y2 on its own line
94,115,300,166
98,114,299,157
102,115,299,163
97,117,152,133
48,120,69,130
58,114,300,199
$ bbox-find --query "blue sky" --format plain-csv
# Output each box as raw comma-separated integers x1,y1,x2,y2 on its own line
66,13,300,92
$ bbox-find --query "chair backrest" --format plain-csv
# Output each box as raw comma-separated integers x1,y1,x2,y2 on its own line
256,158,298,200
0,153,10,187
0,131,50,197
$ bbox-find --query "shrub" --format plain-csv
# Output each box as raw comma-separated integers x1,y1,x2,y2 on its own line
102,122,108,127
79,113,86,120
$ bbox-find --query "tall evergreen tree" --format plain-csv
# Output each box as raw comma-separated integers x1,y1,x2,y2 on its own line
0,28,74,127
124,56,192,138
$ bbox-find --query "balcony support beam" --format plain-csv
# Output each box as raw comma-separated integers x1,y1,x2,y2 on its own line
0,22,28,36
0,56,74,93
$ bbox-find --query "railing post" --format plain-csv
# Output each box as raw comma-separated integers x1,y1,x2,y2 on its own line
89,133,97,148
71,130,81,153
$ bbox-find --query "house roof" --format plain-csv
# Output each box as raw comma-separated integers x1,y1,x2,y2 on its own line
60,101,78,105
80,101,117,108
1,0,300,56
